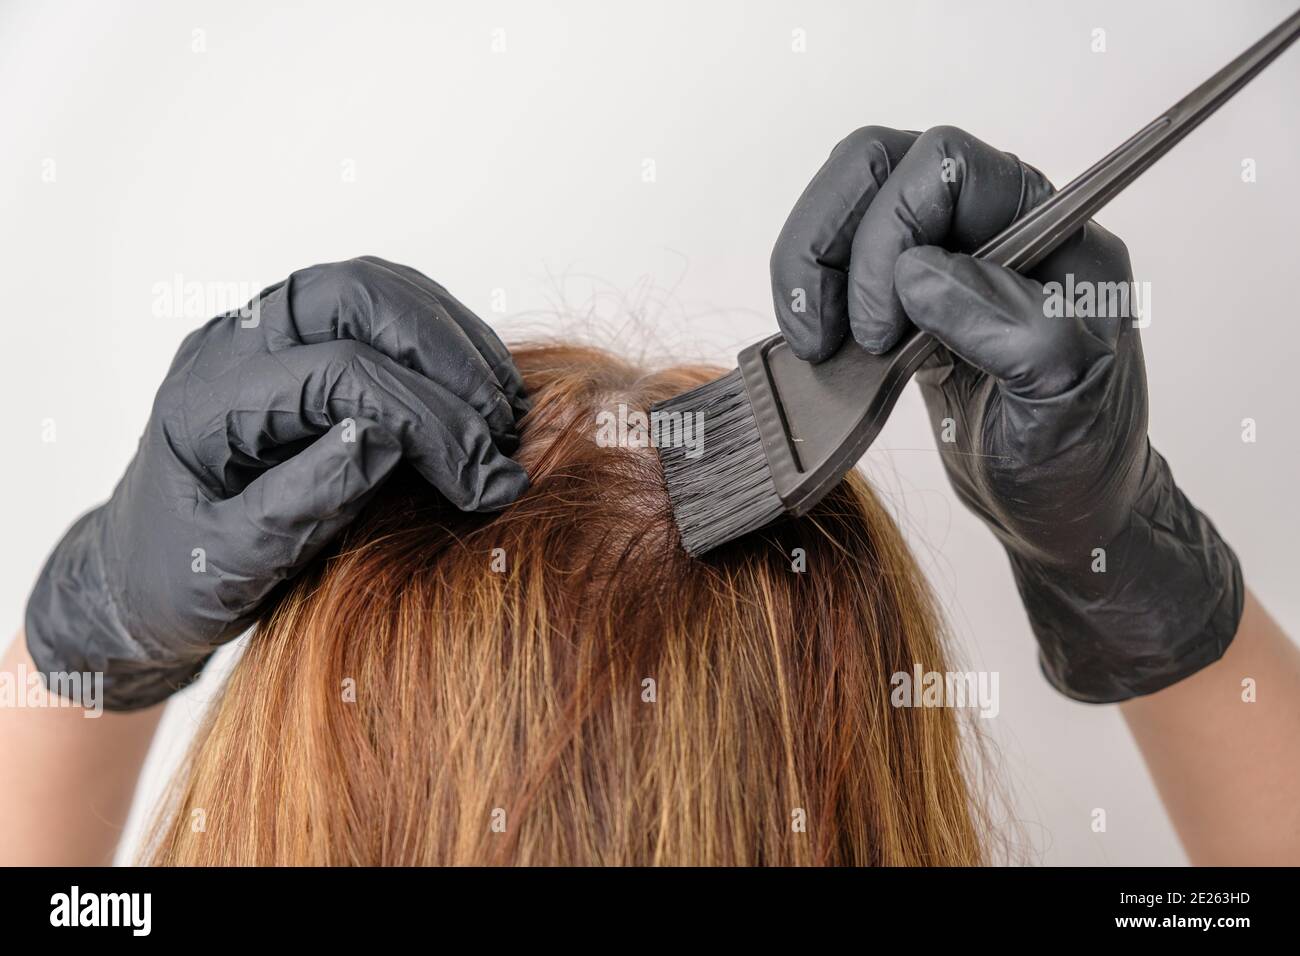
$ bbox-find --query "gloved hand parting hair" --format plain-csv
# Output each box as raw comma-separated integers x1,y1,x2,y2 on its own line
771,125,1244,703
26,256,531,711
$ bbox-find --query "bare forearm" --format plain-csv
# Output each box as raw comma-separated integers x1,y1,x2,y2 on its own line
1120,590,1300,864
0,631,163,865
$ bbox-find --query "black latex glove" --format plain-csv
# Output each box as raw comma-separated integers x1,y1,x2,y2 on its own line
26,256,530,711
771,126,1243,702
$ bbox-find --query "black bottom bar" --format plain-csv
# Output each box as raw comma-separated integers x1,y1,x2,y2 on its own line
0,865,1286,941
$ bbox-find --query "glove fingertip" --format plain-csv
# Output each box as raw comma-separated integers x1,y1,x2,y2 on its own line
853,325,905,355
847,277,911,355
474,460,530,511
893,246,961,320
784,327,844,363
427,455,528,512
894,244,953,279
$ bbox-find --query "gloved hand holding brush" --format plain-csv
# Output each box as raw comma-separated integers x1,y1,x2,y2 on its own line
771,125,1244,702
26,256,530,711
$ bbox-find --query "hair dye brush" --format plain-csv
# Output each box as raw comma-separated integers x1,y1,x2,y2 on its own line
654,7,1300,556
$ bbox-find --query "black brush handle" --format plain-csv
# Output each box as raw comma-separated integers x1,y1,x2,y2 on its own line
749,5,1300,516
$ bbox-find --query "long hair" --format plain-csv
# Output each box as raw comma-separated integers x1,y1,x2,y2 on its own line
146,343,990,865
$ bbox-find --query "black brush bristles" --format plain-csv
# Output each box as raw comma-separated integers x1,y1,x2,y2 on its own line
652,368,784,556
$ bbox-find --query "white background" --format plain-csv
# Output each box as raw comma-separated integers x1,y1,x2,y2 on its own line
1,0,1296,865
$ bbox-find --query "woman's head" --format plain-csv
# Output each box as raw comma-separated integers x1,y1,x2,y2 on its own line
148,343,987,865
